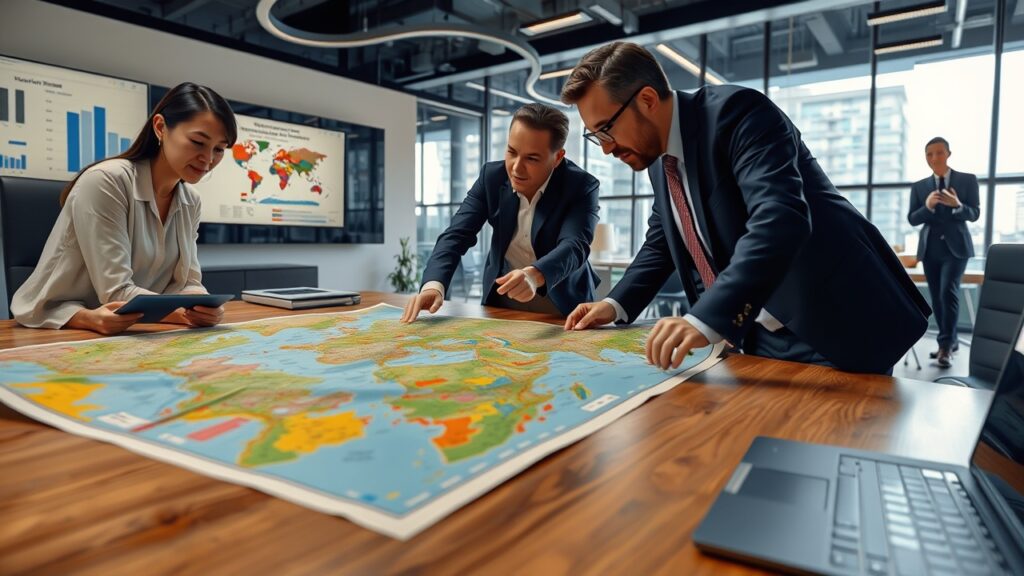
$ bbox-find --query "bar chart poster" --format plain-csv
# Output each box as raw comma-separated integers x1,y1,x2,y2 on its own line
0,55,148,180
195,114,345,228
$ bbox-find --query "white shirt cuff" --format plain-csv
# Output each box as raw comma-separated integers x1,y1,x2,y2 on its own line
952,205,963,214
421,281,445,299
683,313,724,344
603,297,628,323
521,269,538,296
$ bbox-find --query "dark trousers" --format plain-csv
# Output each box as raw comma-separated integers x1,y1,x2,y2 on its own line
923,239,969,350
742,324,894,376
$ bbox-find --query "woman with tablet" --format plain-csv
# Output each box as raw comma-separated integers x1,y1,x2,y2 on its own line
11,82,237,335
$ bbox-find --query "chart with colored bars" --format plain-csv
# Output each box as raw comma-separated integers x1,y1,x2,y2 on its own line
0,55,148,180
66,106,132,172
195,113,345,228
0,304,723,539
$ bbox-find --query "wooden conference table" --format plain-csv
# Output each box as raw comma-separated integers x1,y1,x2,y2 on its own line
0,292,994,575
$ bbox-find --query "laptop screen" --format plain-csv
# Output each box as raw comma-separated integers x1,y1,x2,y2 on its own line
970,312,1024,525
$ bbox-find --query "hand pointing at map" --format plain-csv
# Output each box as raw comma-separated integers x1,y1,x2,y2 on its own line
495,267,545,303
401,288,444,323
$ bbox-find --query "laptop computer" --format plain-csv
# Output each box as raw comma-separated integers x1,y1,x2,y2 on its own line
694,312,1024,575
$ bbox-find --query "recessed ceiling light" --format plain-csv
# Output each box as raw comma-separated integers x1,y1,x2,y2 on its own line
867,1,946,26
519,11,593,37
874,35,943,55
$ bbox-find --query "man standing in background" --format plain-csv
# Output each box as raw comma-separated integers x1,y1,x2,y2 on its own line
908,137,981,368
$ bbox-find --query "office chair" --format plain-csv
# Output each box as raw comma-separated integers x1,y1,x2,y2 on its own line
0,176,66,318
935,243,1024,390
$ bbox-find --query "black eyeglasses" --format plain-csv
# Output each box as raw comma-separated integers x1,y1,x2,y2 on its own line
582,86,644,146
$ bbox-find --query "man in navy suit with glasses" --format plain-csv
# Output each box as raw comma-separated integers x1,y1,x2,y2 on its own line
559,42,930,375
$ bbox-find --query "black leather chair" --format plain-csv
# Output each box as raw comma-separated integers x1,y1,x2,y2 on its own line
0,176,66,318
935,243,1024,390
643,271,691,319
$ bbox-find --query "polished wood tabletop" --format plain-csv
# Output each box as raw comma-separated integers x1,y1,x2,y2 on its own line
0,292,994,575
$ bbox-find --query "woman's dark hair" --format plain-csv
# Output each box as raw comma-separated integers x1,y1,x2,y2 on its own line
59,82,237,206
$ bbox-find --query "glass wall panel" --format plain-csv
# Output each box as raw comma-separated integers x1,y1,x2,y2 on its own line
768,6,873,187
874,1,995,183
707,25,766,91
997,0,1024,177
993,183,1024,244
597,199,634,260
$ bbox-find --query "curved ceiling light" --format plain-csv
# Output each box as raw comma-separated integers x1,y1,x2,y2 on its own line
255,0,565,107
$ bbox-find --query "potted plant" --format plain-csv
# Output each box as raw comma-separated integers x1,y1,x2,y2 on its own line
387,237,418,293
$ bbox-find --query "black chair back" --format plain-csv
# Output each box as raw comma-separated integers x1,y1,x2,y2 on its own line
0,177,66,316
968,243,1024,386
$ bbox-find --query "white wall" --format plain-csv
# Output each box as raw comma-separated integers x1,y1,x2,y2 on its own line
0,0,416,294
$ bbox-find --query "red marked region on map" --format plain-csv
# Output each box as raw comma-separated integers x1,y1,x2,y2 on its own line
188,416,248,441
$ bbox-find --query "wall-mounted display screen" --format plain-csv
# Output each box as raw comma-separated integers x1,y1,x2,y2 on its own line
196,114,345,229
0,54,148,180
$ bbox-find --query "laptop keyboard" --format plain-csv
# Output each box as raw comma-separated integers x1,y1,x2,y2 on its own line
830,456,1011,576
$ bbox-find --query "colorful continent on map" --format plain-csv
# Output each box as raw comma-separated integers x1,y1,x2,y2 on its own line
269,147,327,193
229,141,326,202
231,140,270,200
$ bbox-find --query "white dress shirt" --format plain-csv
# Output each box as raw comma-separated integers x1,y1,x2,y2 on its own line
930,169,963,214
603,93,784,342
422,171,553,298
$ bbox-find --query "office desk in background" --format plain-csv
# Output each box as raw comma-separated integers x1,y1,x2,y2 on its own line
0,293,994,574
898,254,985,327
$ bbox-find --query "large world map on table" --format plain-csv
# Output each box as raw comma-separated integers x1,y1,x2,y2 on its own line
0,304,723,539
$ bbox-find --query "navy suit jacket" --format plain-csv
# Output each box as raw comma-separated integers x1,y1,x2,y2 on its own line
608,87,931,374
908,169,980,261
420,159,600,316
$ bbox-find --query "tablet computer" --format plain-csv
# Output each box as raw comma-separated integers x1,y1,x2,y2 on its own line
115,294,234,323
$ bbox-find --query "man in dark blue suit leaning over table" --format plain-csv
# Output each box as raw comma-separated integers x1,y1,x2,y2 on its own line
908,137,981,369
559,42,930,375
402,103,601,323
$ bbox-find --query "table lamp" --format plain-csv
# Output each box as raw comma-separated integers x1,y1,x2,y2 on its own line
591,222,617,261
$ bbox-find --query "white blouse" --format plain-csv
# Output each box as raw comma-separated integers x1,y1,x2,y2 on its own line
11,158,206,328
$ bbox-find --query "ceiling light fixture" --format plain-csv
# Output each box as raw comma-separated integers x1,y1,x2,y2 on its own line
655,44,724,85
539,68,574,80
519,11,593,37
254,0,563,107
874,35,944,55
587,1,623,26
465,82,535,105
867,1,947,26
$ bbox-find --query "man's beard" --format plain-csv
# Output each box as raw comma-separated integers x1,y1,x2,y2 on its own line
612,114,662,171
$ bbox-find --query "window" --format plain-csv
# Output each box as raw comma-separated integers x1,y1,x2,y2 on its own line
415,0,1023,286
598,199,634,260
993,184,1024,244
838,188,868,216
634,196,656,254
768,7,873,187
707,25,766,92
873,3,996,183
870,187,915,250
650,38,702,93
997,1,1024,177
415,103,485,298
586,140,635,197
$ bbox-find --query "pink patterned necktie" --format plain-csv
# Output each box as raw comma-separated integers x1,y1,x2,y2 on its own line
663,154,716,289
